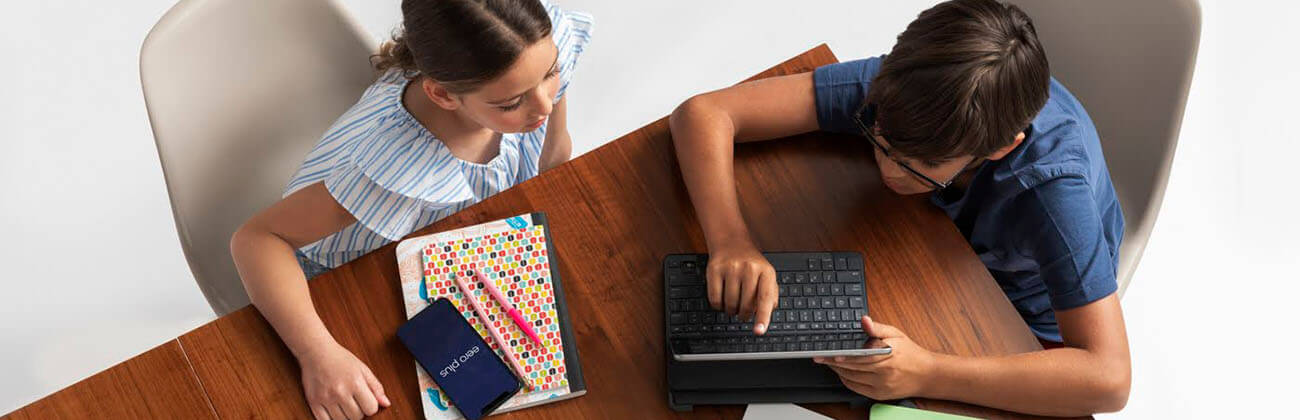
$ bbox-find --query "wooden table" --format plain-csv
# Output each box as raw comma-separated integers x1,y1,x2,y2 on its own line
4,45,1064,420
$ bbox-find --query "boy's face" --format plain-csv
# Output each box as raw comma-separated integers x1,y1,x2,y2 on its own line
868,126,1026,195
867,127,974,195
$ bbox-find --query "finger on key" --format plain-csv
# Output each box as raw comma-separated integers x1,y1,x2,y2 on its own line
724,266,742,315
738,265,758,320
753,268,778,334
706,262,724,311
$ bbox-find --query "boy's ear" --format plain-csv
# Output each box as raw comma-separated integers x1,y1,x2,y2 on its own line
422,78,462,111
986,132,1026,161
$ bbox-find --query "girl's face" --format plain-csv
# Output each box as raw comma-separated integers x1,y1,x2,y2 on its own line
425,37,561,134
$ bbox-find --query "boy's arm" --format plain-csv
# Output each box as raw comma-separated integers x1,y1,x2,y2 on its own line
821,295,1130,417
668,72,822,330
927,294,1131,415
539,97,572,172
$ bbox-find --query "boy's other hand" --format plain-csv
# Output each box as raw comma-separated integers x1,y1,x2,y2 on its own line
814,316,937,401
300,342,390,420
706,242,778,335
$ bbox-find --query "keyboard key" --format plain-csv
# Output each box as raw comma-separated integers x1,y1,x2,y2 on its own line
827,341,841,350
841,309,854,320
790,285,802,297
670,313,685,324
821,258,834,270
850,296,865,308
779,285,788,296
780,272,794,284
687,312,700,324
779,298,791,309
835,257,848,270
817,284,831,295
827,310,840,321
814,311,827,322
795,272,807,284
800,342,814,351
793,298,808,309
807,258,819,270
803,285,817,296
836,271,863,283
758,343,772,352
835,297,849,308
809,298,821,309
845,283,864,295
810,322,824,330
808,272,820,283
814,341,828,351
668,260,681,268
848,256,863,270
800,311,813,322
821,297,835,308
797,323,810,330
831,284,844,295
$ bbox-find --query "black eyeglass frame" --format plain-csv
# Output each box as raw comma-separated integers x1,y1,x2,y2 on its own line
850,102,953,191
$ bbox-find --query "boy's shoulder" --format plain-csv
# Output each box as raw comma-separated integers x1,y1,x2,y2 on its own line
999,78,1106,191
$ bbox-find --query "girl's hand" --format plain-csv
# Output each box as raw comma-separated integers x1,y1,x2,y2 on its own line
815,316,938,400
299,342,390,420
706,240,778,334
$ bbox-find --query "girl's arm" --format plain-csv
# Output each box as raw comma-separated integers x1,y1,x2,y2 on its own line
230,182,390,419
667,72,821,332
539,97,573,171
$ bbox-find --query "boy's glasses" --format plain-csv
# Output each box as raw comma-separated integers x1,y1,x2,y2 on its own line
852,103,952,191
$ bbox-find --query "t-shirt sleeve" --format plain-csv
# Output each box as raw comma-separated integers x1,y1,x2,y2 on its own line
544,1,594,102
1019,174,1119,310
323,162,424,242
812,56,884,135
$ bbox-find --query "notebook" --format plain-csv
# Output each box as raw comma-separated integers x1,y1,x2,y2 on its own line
395,213,585,420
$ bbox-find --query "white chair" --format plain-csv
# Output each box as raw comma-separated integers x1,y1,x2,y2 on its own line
141,0,379,315
1015,0,1201,297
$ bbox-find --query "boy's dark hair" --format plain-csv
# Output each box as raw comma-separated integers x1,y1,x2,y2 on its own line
866,0,1050,163
372,0,552,93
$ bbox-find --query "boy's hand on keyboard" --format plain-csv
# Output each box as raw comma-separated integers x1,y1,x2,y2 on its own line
300,342,390,420
706,242,779,334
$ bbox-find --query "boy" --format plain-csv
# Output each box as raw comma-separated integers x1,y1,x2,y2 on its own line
668,0,1130,415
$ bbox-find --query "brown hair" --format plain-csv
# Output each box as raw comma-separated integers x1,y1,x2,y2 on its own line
372,0,552,94
865,0,1049,164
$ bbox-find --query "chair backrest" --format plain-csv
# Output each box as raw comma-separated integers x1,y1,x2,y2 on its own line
141,0,378,315
1014,0,1201,297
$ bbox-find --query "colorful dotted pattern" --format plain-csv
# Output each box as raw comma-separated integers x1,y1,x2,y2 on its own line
422,225,568,393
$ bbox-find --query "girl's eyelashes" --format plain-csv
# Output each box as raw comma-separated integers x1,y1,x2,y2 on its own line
498,101,523,111
496,68,558,112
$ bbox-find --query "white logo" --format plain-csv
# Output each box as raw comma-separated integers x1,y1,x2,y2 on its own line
438,345,481,378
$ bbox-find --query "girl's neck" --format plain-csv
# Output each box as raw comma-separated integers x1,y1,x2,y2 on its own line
402,78,501,164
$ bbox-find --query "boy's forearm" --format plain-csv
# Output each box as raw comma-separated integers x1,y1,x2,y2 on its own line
925,348,1129,416
231,226,339,360
669,97,753,248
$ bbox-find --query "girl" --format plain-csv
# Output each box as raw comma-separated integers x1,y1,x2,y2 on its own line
229,1,592,419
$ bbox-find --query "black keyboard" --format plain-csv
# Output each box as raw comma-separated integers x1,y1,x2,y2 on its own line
664,252,883,361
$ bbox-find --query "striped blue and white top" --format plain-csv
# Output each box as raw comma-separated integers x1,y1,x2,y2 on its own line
284,1,592,269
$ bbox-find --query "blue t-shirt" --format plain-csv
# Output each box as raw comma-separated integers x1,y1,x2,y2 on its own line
813,57,1124,342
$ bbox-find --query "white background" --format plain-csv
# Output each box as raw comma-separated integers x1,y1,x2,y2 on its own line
2,0,1296,418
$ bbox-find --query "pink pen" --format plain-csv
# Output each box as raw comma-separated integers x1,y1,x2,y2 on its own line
473,269,545,347
451,275,534,390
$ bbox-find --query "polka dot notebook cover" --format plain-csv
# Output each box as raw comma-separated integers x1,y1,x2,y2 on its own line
394,213,585,420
